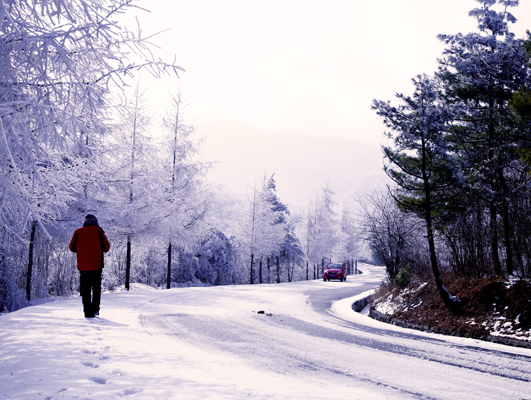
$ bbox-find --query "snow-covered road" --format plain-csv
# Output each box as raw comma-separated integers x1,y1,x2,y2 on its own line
1,264,531,399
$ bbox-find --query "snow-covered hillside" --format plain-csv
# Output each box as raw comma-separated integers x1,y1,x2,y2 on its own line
2,265,531,399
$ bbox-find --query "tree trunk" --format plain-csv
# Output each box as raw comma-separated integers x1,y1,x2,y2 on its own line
276,256,280,284
501,205,514,276
288,262,292,282
250,253,254,284
498,168,514,276
426,214,454,306
259,257,262,284
167,241,172,289
306,260,309,280
489,206,503,275
421,139,460,310
126,237,131,290
486,118,505,276
26,220,37,301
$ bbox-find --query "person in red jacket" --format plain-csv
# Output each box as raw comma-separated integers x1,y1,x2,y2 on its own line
69,214,110,318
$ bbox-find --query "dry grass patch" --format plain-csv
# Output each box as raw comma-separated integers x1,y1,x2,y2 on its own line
371,275,531,342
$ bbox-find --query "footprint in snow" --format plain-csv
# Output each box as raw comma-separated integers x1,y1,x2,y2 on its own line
45,389,67,400
82,362,99,368
124,388,143,396
99,355,110,361
89,377,107,385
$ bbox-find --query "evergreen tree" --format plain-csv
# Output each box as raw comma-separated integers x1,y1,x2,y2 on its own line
245,176,279,283
509,33,531,167
195,229,236,285
264,174,303,282
279,224,305,282
242,173,300,284
373,74,461,308
437,0,530,275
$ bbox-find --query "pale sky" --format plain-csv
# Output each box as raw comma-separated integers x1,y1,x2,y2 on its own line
129,0,531,145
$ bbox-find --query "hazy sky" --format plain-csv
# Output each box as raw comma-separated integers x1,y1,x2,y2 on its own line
129,0,531,145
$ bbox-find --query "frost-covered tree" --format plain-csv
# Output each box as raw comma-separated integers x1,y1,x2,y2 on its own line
437,0,531,276
0,0,182,309
278,223,304,282
304,200,317,278
337,204,361,265
195,229,236,285
373,74,461,309
105,84,156,290
174,250,197,284
242,174,297,284
313,183,338,264
245,177,278,284
358,189,427,282
0,0,181,239
301,182,340,279
156,92,212,289
264,174,303,283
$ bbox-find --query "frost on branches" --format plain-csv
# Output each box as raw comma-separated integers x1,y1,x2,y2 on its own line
0,0,182,308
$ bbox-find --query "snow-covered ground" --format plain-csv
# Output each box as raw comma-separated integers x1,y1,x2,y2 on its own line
1,264,531,399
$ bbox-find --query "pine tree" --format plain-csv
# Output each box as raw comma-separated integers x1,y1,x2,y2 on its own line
195,229,236,285
436,0,530,276
509,33,531,177
264,174,303,282
246,175,280,283
373,74,461,308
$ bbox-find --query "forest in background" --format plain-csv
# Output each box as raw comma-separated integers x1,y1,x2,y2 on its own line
0,0,362,312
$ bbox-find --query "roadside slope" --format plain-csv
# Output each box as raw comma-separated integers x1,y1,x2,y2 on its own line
369,276,531,347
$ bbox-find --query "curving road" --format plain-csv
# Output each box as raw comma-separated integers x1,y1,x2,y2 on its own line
138,265,531,399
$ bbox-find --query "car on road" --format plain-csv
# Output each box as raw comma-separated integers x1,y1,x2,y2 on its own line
323,263,347,281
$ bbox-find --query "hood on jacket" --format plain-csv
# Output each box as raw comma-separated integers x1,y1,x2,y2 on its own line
83,214,99,227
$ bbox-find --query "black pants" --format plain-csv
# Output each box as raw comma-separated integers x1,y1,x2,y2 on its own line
80,269,102,316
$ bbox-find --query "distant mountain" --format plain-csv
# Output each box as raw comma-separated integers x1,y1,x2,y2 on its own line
195,120,389,211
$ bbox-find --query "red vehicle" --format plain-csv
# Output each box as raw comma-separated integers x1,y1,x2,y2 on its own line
323,263,347,281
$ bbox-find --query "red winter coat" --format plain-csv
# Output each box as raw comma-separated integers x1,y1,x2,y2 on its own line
69,226,111,271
